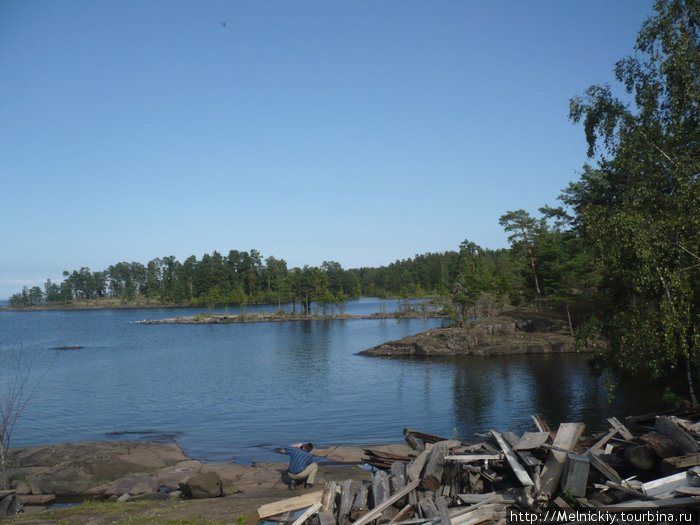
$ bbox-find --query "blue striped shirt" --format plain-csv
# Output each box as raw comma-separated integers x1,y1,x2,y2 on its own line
285,447,313,474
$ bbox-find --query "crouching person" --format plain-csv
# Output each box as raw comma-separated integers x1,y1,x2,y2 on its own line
285,442,317,490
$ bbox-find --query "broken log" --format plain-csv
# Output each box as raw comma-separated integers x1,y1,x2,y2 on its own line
444,454,503,462
420,443,449,491
349,482,369,522
623,444,657,470
639,431,680,458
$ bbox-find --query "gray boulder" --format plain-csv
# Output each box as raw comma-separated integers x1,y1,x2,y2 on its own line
178,472,222,499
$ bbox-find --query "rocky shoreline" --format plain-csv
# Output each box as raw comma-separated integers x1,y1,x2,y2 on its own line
4,440,408,522
359,307,582,357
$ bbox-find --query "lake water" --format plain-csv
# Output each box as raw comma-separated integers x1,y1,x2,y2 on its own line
0,298,665,464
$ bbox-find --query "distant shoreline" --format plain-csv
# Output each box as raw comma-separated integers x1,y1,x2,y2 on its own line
138,311,448,324
0,295,436,313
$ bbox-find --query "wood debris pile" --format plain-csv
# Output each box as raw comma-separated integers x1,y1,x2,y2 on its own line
253,412,700,525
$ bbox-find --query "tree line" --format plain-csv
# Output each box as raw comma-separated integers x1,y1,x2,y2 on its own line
6,250,481,312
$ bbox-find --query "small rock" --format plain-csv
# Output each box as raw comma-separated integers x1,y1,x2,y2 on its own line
116,493,130,502
168,490,183,499
12,480,31,495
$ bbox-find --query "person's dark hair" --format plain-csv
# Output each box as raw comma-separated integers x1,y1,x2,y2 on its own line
302,442,313,452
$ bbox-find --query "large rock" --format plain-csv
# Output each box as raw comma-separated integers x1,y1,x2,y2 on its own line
178,472,223,499
8,442,188,497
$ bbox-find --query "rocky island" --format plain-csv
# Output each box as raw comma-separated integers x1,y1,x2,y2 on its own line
358,307,583,357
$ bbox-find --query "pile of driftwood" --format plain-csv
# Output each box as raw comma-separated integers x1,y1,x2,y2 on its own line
252,411,700,524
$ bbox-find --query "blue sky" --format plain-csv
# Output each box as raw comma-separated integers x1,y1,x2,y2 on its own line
1,0,654,299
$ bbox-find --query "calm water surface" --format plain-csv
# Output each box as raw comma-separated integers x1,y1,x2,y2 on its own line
0,299,664,463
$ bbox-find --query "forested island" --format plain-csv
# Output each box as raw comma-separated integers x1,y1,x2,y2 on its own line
6,1,699,404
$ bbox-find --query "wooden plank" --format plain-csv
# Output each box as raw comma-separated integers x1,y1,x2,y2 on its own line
444,454,503,462
513,432,550,450
337,479,354,525
457,491,522,505
290,502,322,525
531,415,552,434
503,432,540,468
418,492,438,519
608,497,700,509
321,481,337,512
352,479,420,525
407,449,430,482
391,461,407,495
435,495,450,525
318,510,335,525
586,428,618,456
655,416,700,455
451,503,507,525
607,417,634,440
491,431,534,487
372,470,391,522
537,423,585,499
605,481,651,501
641,471,689,497
674,487,700,496
256,491,324,520
588,451,622,483
388,504,415,523
662,452,700,470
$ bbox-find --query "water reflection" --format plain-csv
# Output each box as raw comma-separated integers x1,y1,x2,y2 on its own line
450,354,666,439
